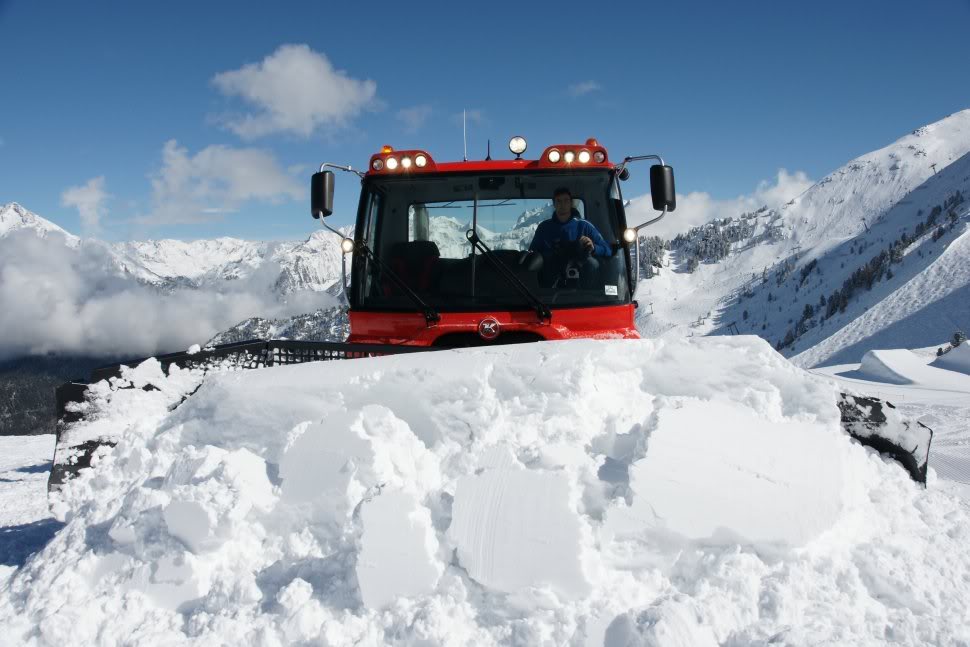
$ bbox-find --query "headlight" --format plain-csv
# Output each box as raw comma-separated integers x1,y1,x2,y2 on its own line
564,150,576,164
401,156,413,169
593,151,606,163
372,158,384,171
623,228,637,243
340,238,355,254
547,149,561,163
415,154,428,168
509,136,527,155
385,157,399,170
578,150,591,164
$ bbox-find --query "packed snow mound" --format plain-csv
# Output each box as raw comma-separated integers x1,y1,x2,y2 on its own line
932,343,970,376
857,349,921,384
842,346,970,392
5,338,970,645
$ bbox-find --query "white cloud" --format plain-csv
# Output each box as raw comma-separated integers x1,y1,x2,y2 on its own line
146,140,302,224
61,176,109,233
212,44,378,139
0,230,337,360
568,81,601,97
626,169,814,239
397,104,433,134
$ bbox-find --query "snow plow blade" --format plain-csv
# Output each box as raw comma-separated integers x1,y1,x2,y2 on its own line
49,339,437,492
837,393,933,484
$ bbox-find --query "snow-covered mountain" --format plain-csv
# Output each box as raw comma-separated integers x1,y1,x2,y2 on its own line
204,307,349,346
637,109,970,367
0,203,346,296
0,202,79,245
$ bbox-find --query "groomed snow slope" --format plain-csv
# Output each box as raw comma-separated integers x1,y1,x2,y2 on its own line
792,225,970,368
4,338,970,646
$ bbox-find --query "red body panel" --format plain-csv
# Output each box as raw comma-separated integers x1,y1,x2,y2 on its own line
347,304,639,346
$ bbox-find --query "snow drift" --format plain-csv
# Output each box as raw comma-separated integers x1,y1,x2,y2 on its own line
3,337,970,645
932,343,970,376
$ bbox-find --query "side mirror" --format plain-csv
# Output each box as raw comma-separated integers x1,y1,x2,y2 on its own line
649,165,676,212
311,170,335,218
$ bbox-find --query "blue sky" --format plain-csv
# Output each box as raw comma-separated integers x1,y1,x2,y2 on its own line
2,0,969,242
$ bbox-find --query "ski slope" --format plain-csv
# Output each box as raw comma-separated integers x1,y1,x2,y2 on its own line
3,338,970,645
636,109,970,367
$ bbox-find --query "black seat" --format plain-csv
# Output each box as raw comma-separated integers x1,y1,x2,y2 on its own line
385,241,440,294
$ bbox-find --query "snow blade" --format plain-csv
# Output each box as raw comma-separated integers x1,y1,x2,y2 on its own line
838,392,933,484
49,339,439,492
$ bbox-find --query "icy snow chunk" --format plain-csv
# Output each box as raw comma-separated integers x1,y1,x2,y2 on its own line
163,501,212,553
356,491,441,608
449,467,590,598
279,418,372,516
162,446,275,552
617,399,845,546
279,407,441,522
603,596,718,647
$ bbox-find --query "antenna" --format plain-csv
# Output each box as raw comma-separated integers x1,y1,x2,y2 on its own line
486,139,491,161
463,110,467,161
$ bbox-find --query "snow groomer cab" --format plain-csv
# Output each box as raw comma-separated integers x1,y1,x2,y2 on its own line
311,136,677,347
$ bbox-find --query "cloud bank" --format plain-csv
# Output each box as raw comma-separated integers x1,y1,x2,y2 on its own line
146,140,302,224
626,169,814,239
61,176,109,233
0,230,337,360
212,44,377,139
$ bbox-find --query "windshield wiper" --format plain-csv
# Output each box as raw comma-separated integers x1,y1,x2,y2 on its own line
356,243,440,325
465,230,552,322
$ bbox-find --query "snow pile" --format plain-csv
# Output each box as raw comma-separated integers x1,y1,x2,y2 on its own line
4,337,970,645
857,349,920,384
932,343,970,376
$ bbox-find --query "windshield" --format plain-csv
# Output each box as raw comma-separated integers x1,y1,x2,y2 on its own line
352,171,630,312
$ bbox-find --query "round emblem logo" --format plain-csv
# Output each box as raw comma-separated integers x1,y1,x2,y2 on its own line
478,317,500,341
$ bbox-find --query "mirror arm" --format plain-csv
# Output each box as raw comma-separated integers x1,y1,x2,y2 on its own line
614,154,666,176
319,162,365,179
634,205,667,231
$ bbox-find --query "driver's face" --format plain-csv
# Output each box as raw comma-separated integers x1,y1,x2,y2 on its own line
553,194,572,221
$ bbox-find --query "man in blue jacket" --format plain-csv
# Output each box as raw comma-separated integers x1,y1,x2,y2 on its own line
529,188,611,286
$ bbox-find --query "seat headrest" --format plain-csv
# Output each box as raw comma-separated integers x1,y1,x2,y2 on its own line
389,240,440,260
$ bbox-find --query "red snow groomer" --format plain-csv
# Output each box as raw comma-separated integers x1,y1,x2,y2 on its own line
49,138,932,491
311,137,675,346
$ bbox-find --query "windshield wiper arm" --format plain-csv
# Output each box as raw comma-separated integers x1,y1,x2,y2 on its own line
465,230,552,322
356,243,440,325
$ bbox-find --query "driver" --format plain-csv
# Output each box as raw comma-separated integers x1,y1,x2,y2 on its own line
528,188,611,285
